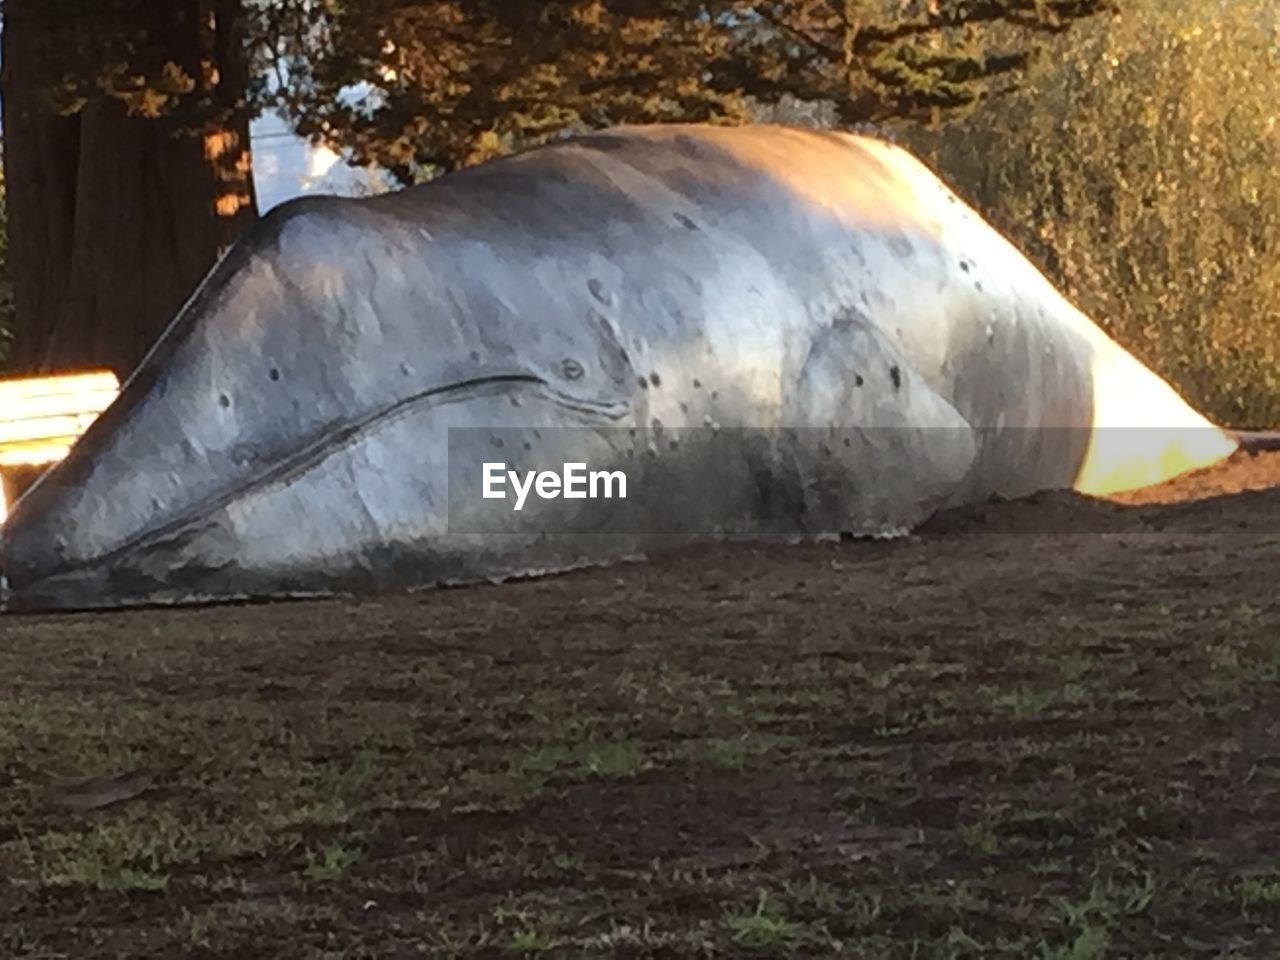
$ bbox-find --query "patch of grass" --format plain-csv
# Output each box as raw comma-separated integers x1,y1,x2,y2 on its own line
185,910,215,950
782,873,839,911
1041,875,1157,958
581,740,646,778
1040,924,1110,960
989,686,1056,720
302,841,360,882
959,817,1000,855
1240,876,1280,910
510,928,559,952
726,891,802,949
43,857,170,893
704,736,751,770
31,808,213,892
520,745,573,774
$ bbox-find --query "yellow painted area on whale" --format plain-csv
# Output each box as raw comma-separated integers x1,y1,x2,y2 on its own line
1073,336,1238,496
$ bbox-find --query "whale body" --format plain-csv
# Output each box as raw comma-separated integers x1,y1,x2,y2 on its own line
0,123,1236,611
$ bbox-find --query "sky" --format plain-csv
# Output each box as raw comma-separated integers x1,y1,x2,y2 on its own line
250,110,393,212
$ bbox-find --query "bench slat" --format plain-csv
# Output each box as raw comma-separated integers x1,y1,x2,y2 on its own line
0,371,119,402
0,440,76,467
0,412,103,447
0,371,121,523
0,388,118,423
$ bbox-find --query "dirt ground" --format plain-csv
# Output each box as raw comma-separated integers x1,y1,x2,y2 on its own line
2,451,1279,959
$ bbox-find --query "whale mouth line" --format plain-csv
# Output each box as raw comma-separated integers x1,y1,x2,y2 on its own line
7,372,631,589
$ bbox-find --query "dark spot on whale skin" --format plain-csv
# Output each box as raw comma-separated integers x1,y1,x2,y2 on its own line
588,278,610,305
637,377,649,390
649,372,662,388
692,378,702,389
960,260,972,273
581,134,632,153
855,374,864,387
218,394,231,409
888,235,915,258
268,368,280,382
490,436,505,449
675,134,714,160
674,213,699,231
890,366,901,390
230,442,259,466
469,351,481,363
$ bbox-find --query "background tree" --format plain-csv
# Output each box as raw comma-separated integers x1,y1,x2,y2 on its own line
1,0,257,377
898,0,1279,425
271,0,1117,181
2,0,1111,378
0,156,14,365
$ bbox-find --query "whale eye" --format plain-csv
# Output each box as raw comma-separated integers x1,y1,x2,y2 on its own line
560,358,584,381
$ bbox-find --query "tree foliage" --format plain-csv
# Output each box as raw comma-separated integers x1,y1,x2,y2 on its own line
899,0,1280,426
6,0,1117,183
260,0,1115,181
2,0,1113,374
8,0,253,130
1,0,258,375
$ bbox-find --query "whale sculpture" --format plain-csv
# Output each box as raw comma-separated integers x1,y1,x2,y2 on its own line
0,123,1237,612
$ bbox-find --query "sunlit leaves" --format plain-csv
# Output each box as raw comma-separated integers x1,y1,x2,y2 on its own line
900,0,1279,425
11,0,1112,176
267,0,1112,179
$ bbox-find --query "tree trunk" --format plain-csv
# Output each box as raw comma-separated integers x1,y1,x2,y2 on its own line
1,0,258,379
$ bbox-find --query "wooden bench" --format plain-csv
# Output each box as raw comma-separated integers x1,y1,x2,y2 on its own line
0,371,120,523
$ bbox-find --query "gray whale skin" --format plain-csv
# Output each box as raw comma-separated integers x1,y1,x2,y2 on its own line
0,123,1236,611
